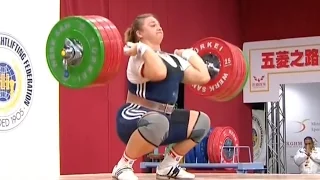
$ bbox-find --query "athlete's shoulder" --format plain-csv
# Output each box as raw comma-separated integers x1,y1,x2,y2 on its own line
127,55,148,84
127,55,143,68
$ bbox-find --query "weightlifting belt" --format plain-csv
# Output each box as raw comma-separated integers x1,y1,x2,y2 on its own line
126,91,175,114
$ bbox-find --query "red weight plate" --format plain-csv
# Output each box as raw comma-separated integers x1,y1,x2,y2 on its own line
92,16,122,80
83,16,111,83
101,17,123,78
213,126,240,163
189,37,238,99
207,127,222,163
219,46,247,101
235,48,250,98
89,16,122,81
209,45,241,102
88,16,121,82
87,16,113,75
210,42,239,102
211,127,224,163
83,16,115,84
221,45,246,100
207,129,213,163
207,128,215,163
212,127,224,163
234,47,249,95
214,44,245,101
191,38,236,99
216,45,243,101
94,16,119,80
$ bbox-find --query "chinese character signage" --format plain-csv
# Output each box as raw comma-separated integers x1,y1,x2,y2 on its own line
261,49,318,69
242,36,320,103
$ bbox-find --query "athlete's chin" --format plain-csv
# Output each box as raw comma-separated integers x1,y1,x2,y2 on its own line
155,36,163,45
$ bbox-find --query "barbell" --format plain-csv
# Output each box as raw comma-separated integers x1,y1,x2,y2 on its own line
45,16,249,102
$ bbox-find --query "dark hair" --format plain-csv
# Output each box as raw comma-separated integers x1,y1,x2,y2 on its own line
124,13,155,43
304,136,313,142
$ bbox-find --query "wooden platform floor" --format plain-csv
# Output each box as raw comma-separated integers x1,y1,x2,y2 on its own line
59,173,320,180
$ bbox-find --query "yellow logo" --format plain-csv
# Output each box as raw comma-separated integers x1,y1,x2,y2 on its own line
0,33,34,131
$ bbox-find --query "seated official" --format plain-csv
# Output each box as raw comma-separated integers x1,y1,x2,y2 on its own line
294,136,320,174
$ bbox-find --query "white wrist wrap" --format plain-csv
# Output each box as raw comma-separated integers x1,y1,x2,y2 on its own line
137,42,149,56
182,49,196,61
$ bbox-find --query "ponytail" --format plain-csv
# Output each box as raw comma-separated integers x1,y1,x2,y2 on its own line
124,27,138,43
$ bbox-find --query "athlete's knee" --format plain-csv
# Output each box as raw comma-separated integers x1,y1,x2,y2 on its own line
137,112,170,146
190,111,211,143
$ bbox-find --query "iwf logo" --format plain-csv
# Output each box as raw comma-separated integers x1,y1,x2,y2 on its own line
0,33,34,131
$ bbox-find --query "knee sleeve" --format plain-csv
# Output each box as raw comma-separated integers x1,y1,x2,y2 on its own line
190,112,211,143
137,112,170,147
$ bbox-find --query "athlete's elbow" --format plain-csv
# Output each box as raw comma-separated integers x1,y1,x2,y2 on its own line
153,69,167,81
198,73,210,85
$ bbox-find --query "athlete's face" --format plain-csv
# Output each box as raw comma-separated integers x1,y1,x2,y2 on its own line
137,16,163,45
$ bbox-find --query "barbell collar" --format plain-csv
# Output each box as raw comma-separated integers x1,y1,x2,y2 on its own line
61,38,84,78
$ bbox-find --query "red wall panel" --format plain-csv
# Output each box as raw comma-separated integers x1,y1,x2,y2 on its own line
60,0,252,174
241,0,320,41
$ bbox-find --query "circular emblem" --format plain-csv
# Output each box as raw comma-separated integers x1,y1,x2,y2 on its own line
252,111,266,162
222,137,235,160
0,33,34,131
220,128,239,163
189,37,236,97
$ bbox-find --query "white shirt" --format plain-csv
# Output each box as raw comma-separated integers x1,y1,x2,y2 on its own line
126,52,191,84
294,147,320,174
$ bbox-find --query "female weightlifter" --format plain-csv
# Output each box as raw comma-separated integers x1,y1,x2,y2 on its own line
112,13,211,180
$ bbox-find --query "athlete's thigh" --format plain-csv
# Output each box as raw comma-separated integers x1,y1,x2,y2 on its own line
160,109,190,145
116,103,150,144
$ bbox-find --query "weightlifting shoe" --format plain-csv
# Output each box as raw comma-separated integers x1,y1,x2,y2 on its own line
156,164,195,179
112,165,138,180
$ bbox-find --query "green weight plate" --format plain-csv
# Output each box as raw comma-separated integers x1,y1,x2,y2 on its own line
46,16,105,88
241,51,250,88
232,49,249,97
